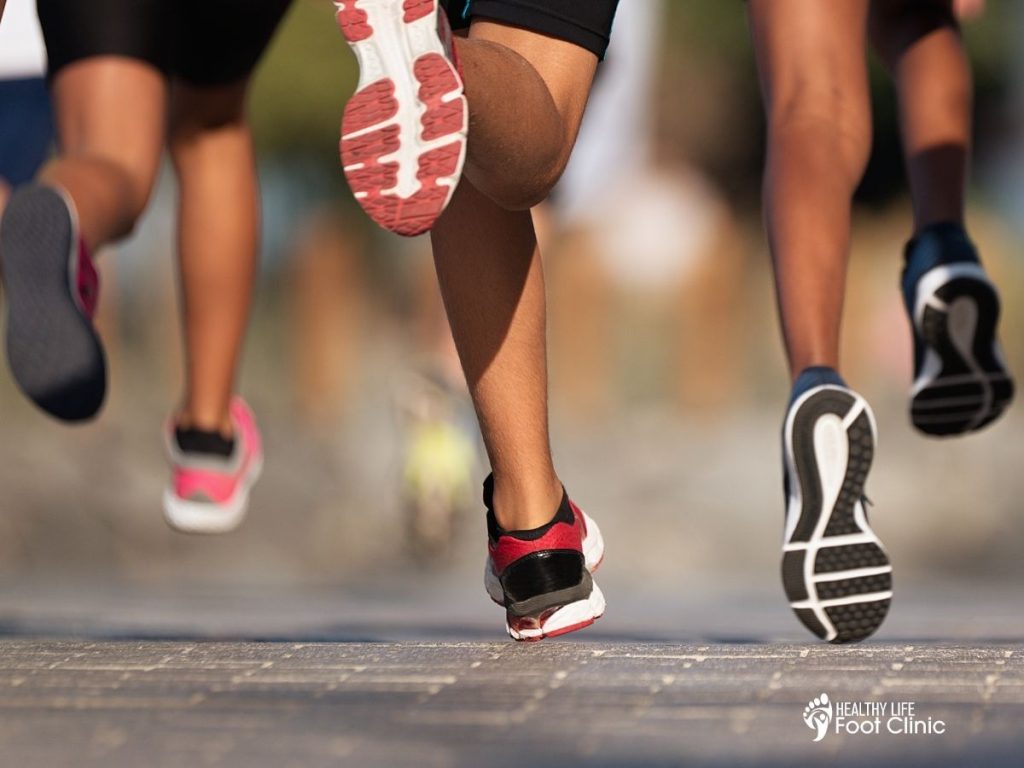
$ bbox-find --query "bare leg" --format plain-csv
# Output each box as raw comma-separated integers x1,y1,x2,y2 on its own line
40,58,166,250
871,0,969,234
749,0,873,379
432,182,557,530
168,80,259,437
432,25,597,530
455,25,597,210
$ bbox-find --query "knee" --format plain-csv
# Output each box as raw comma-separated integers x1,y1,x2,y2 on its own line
88,153,157,237
477,143,569,211
769,79,873,178
114,158,157,231
169,84,248,156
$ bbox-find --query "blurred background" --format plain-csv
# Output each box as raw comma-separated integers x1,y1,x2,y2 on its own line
0,0,1022,634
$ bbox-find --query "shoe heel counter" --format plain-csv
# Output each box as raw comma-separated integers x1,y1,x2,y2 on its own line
500,550,585,604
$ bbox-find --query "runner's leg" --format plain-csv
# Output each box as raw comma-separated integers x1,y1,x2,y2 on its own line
169,79,258,437
158,0,288,531
870,0,968,233
431,26,597,531
40,57,166,250
872,0,1013,435
749,0,872,379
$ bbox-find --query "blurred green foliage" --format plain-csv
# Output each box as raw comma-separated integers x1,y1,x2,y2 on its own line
249,0,359,156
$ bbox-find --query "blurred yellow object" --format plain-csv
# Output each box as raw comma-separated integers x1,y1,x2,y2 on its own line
402,417,476,506
400,392,478,563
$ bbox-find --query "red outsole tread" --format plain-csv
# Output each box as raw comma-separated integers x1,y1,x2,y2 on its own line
340,52,465,236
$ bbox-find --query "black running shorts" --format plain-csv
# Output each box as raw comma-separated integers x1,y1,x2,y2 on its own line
37,0,293,85
442,0,619,60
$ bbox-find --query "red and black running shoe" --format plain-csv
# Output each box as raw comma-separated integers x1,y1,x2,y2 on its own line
336,0,467,236
482,475,605,642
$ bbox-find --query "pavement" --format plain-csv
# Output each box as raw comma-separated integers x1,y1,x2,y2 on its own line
0,580,1022,767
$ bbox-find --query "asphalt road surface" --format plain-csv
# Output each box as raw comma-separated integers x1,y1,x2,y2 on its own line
0,579,1021,767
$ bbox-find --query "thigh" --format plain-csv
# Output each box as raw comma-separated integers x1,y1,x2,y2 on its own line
467,21,600,145
173,0,293,87
49,58,167,187
749,0,871,121
445,0,619,140
169,79,248,136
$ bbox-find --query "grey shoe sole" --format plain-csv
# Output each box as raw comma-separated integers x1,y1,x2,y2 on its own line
0,186,106,421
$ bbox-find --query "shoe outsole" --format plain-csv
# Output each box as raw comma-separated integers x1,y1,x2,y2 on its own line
0,186,106,421
783,386,892,644
910,264,1014,436
506,584,606,642
337,0,467,236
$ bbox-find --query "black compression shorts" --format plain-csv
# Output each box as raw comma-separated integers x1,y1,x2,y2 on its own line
37,0,293,85
442,0,619,60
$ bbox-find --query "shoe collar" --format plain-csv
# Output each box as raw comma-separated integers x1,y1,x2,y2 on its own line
483,473,574,543
165,417,245,474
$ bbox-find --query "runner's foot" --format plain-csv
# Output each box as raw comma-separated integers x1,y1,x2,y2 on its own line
903,222,1014,436
781,368,892,643
483,475,605,641
163,397,264,534
336,0,467,236
0,184,105,421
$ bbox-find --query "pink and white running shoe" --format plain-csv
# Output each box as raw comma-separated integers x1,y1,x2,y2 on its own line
0,184,106,421
162,398,264,534
336,0,468,236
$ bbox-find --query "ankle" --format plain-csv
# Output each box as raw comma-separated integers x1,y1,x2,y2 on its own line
176,406,233,439
912,216,965,239
489,472,564,532
789,359,840,385
790,366,848,405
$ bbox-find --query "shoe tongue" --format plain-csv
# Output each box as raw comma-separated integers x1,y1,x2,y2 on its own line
175,427,235,458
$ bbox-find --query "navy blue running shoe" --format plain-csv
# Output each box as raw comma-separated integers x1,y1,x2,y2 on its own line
902,223,1014,436
781,368,892,644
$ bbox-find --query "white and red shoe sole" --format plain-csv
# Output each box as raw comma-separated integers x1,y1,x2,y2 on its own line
336,0,468,236
484,511,607,642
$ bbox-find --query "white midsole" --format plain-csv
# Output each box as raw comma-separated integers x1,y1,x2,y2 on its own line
163,454,264,535
507,583,606,641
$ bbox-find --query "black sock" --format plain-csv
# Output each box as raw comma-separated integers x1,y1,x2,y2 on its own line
175,426,235,458
482,474,573,541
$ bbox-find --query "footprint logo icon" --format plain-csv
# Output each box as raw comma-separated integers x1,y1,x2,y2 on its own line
804,693,833,742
